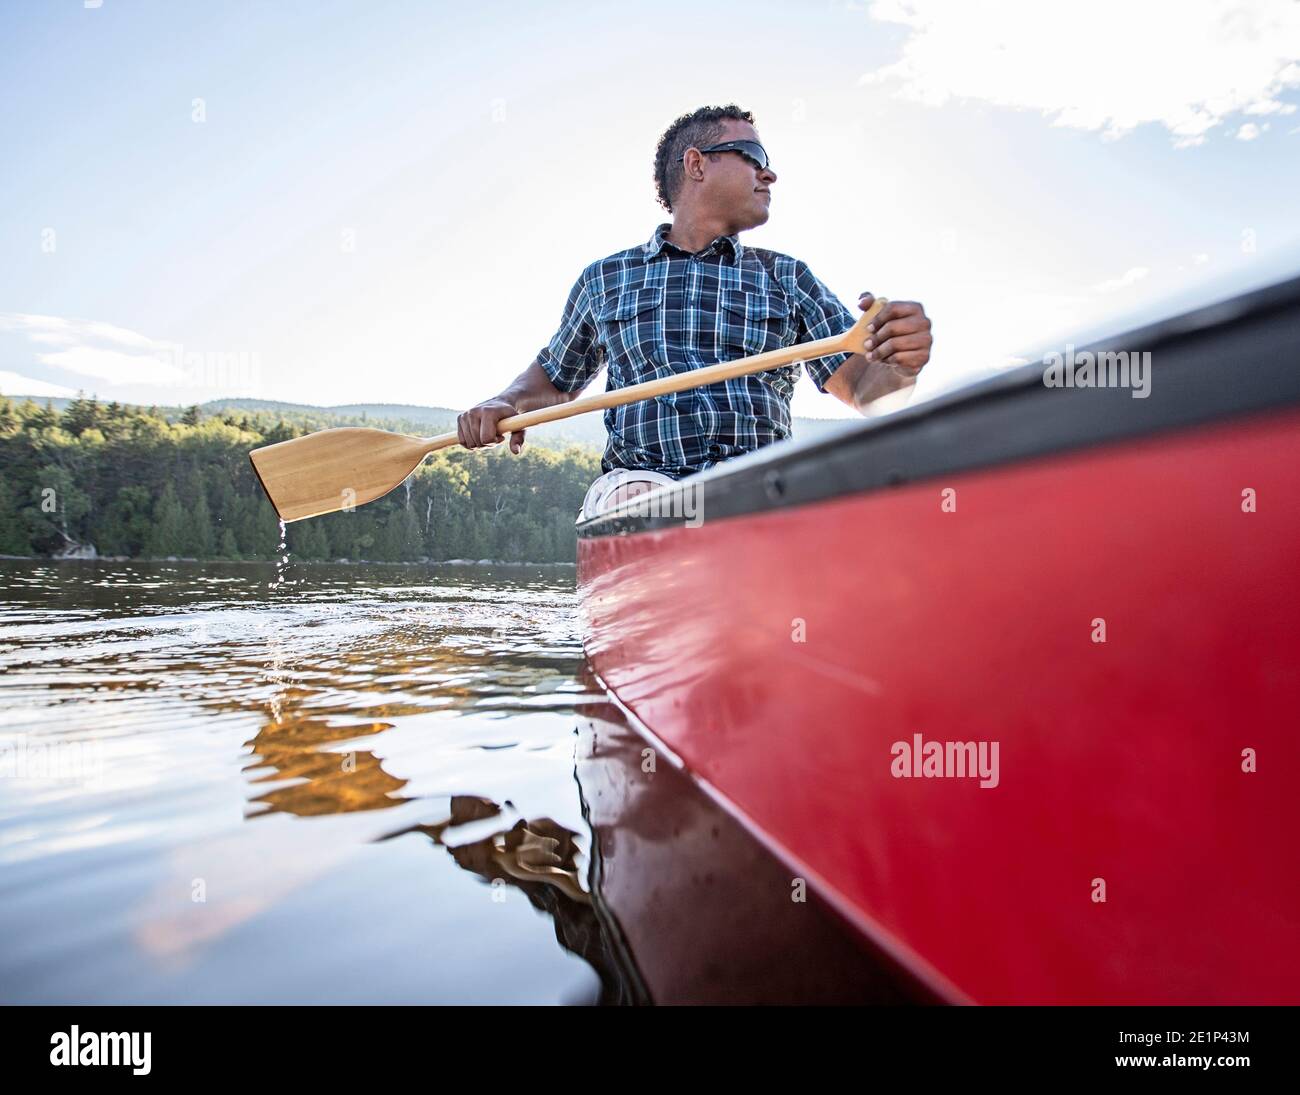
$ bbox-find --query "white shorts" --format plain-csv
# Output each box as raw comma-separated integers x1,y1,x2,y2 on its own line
579,468,678,521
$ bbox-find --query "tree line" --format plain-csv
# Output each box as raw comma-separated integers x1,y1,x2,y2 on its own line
0,395,600,564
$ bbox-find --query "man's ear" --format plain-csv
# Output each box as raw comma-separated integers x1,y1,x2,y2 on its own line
681,147,704,183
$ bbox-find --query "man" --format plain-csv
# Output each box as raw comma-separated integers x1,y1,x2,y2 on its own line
457,104,933,517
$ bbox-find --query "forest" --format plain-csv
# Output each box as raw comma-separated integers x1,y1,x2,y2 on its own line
0,395,600,564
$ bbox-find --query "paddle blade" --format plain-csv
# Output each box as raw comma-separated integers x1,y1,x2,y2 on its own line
249,427,433,522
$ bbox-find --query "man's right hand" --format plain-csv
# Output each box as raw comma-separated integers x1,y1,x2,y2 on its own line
457,399,526,454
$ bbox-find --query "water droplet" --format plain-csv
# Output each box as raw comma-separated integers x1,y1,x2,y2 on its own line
270,520,290,589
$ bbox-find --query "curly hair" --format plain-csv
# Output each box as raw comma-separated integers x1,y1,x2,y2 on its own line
653,104,755,213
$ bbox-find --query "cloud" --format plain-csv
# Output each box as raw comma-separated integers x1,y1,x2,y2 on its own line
861,0,1300,147
0,371,78,399
1092,266,1151,293
0,312,185,387
1235,122,1269,140
0,313,168,352
35,346,185,386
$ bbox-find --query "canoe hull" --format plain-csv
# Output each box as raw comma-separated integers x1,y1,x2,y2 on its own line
579,403,1300,1004
573,684,924,1004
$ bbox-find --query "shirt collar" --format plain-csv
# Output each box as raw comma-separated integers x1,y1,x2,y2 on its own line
644,223,744,264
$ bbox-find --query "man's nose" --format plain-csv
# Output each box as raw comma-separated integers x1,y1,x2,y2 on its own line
759,165,777,184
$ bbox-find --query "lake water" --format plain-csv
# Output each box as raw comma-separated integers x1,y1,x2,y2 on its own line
0,559,912,1004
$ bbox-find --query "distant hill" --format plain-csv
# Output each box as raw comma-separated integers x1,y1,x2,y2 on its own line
1,393,851,448
202,398,459,422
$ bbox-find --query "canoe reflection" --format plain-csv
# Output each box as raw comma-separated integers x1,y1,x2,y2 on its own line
377,666,922,1004
380,793,649,1006
572,672,920,1005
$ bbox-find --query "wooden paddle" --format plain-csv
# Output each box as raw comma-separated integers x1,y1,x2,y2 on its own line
249,298,887,522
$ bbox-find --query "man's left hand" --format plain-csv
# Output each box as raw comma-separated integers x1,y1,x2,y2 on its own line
858,293,932,374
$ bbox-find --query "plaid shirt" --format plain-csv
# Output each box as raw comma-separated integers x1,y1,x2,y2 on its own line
536,223,856,477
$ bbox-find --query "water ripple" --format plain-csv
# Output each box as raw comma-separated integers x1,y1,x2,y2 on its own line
0,559,600,1003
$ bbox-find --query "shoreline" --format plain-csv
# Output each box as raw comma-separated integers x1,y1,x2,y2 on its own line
0,554,576,568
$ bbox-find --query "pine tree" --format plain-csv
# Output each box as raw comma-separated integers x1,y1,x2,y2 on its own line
145,482,187,557
234,495,280,559
62,393,102,436
217,527,240,559
0,478,32,555
373,508,403,562
98,485,153,556
289,519,329,561
187,489,216,558
0,396,21,437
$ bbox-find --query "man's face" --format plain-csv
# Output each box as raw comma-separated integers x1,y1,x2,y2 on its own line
690,118,777,231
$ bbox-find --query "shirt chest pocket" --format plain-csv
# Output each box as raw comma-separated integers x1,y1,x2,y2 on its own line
596,288,664,379
720,290,794,358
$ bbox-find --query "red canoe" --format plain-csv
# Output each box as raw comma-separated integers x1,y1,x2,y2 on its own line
576,274,1300,1005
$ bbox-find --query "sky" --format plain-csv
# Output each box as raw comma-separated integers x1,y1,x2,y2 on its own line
1,0,1298,419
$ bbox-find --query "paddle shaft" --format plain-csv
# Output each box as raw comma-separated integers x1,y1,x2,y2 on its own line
417,297,887,454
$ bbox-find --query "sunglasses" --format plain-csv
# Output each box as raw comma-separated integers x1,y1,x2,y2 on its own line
681,139,771,172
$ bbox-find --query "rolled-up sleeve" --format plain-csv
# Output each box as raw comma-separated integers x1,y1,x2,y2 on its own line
536,272,604,393
790,260,856,392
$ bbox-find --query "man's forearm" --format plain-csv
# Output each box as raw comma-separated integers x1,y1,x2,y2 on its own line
856,355,917,408
826,352,918,414
496,360,579,413
460,360,582,451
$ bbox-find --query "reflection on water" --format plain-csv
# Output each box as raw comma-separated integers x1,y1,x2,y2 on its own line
379,794,648,1006
0,559,914,1004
